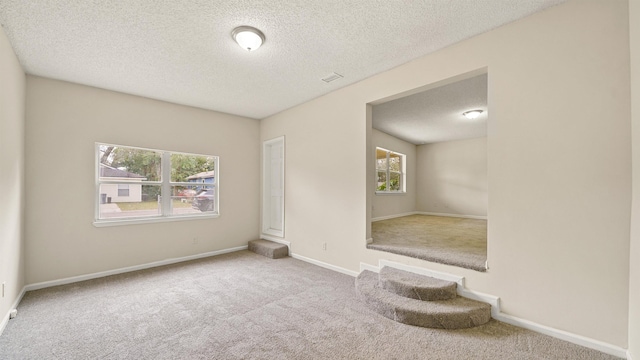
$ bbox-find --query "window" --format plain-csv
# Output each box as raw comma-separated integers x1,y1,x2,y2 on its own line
117,184,130,197
96,143,219,226
376,147,405,193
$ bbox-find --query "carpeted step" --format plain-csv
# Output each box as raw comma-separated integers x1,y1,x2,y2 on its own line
248,239,288,259
355,270,491,329
379,266,457,301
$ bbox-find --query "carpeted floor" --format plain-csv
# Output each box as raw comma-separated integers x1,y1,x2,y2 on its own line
0,250,620,359
369,214,488,271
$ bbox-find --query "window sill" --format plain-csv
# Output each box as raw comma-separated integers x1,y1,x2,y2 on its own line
93,213,220,227
375,191,406,196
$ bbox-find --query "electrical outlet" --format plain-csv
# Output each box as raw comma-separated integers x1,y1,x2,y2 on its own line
322,242,327,251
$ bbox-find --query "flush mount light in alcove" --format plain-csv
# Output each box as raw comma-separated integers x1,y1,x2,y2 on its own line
462,109,483,119
232,26,265,51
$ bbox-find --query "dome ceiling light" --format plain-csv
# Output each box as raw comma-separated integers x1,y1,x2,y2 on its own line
462,109,483,119
232,26,265,52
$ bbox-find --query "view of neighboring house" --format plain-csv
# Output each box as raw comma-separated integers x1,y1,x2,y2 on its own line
187,170,215,192
99,164,147,203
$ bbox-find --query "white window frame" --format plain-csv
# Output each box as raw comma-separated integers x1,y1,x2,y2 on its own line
375,147,406,195
94,143,220,227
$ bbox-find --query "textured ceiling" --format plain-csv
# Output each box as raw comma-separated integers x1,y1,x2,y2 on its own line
373,74,487,145
0,0,564,119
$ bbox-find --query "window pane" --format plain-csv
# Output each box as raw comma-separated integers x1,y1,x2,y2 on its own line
99,145,161,181
389,172,401,191
376,148,388,170
180,185,216,214
389,153,402,172
169,185,198,215
171,153,215,183
377,171,387,191
99,184,161,219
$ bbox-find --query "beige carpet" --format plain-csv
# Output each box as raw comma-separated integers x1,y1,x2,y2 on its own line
369,214,487,271
0,250,619,359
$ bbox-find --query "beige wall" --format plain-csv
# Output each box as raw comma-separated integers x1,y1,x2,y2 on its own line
261,0,630,348
371,129,416,219
415,137,487,217
0,27,25,326
629,0,639,357
371,131,488,219
25,76,260,284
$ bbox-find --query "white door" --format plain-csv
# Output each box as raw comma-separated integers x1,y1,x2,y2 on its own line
262,136,284,237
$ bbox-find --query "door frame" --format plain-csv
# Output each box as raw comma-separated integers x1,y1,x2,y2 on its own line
262,136,285,238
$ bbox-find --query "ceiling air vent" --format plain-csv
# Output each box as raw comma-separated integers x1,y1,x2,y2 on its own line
321,72,343,83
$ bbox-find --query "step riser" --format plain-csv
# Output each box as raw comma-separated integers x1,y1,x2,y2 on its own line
395,305,490,329
356,270,491,330
357,290,491,329
380,279,457,301
248,239,288,259
379,266,458,301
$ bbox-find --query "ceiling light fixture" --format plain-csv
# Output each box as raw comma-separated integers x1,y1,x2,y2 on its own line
463,110,483,119
232,26,265,52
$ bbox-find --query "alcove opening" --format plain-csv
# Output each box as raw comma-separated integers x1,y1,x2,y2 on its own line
366,70,488,272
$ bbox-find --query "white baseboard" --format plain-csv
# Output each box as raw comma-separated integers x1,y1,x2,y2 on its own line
372,211,487,222
0,286,27,336
372,212,418,222
25,245,248,292
493,312,627,358
628,350,634,360
359,259,625,358
291,253,359,277
416,211,487,220
359,262,380,273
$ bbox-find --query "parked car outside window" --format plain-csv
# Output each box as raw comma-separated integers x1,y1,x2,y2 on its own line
192,189,214,212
